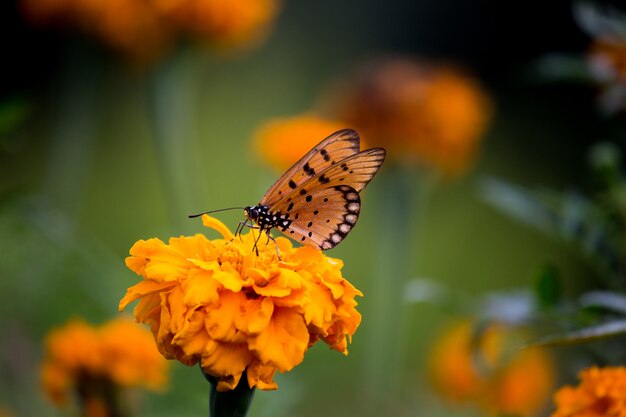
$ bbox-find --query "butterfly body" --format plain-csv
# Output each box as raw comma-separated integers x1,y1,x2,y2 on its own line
242,129,386,251
243,205,292,233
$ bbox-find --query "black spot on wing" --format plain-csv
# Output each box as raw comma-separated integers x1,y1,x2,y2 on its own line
289,179,297,189
303,163,315,176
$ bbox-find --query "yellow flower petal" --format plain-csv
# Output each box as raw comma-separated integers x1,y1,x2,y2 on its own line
247,361,278,390
248,308,309,372
237,297,274,334
182,270,221,307
201,342,253,388
205,291,247,343
202,214,234,240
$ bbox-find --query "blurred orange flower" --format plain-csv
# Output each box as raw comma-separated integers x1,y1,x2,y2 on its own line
589,39,626,83
20,0,281,61
20,0,169,62
552,366,626,417
254,114,347,171
41,317,168,408
428,320,555,417
119,215,362,392
155,0,281,49
331,58,492,177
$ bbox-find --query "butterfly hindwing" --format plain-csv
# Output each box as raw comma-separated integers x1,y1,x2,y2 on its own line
272,185,362,250
260,129,360,206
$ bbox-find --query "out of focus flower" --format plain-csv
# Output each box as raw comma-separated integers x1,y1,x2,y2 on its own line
587,39,626,114
155,0,281,50
572,3,626,114
20,0,281,62
428,320,555,417
119,215,362,392
41,317,168,410
330,58,492,177
254,113,346,171
20,0,170,62
552,366,626,417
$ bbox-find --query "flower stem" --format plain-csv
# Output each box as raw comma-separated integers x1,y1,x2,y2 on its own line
363,165,432,414
202,368,256,417
146,47,206,233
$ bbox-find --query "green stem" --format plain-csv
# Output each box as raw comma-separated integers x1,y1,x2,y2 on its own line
76,374,127,417
362,165,432,415
146,47,206,233
201,367,256,417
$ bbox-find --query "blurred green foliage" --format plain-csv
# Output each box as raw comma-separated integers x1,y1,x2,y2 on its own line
0,1,608,417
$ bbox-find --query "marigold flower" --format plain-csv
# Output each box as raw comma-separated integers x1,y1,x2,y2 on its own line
119,215,362,392
41,317,168,408
428,320,555,417
552,366,626,417
20,0,170,62
253,114,347,171
20,0,281,61
331,58,492,177
155,0,281,49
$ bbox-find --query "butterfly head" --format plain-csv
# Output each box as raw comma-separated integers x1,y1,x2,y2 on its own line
244,206,258,221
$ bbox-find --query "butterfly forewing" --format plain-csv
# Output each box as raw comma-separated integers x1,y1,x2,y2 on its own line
260,129,360,206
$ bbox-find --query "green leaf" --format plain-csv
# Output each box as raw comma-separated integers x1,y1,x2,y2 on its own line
534,264,562,308
0,97,31,137
531,319,626,347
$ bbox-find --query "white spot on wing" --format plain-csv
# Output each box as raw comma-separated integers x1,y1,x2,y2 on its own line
339,224,351,233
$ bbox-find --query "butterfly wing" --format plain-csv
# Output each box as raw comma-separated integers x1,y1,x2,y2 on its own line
260,129,360,206
269,147,387,249
276,185,362,249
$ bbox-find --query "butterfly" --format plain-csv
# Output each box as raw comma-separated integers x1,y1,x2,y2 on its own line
192,129,386,251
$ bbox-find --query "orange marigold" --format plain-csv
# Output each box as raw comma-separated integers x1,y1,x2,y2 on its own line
253,114,347,172
20,0,282,61
552,366,626,417
20,0,170,62
155,0,281,49
428,320,555,417
41,317,168,408
119,215,362,392
332,58,492,177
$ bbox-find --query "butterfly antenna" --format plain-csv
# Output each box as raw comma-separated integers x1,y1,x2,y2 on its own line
188,207,245,218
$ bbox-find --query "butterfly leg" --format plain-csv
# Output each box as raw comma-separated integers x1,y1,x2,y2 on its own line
251,227,264,256
227,220,258,246
265,230,281,261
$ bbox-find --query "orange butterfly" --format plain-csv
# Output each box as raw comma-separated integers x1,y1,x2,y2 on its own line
192,129,386,251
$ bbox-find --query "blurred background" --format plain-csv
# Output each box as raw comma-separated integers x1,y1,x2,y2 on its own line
1,0,623,416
